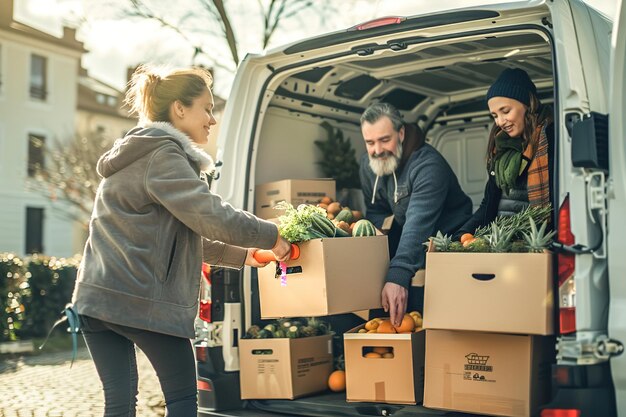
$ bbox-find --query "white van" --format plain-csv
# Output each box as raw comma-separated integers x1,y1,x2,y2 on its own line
194,1,626,416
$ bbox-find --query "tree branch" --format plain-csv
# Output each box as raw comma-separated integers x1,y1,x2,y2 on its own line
210,0,240,66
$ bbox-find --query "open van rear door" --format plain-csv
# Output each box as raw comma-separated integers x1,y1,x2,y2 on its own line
608,0,626,414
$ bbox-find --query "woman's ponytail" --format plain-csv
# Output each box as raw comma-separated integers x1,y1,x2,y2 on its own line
124,64,212,124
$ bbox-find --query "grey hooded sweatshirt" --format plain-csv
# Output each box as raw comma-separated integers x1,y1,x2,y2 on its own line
72,122,278,339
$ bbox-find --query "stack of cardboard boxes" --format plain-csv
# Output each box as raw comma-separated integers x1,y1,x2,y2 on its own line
239,179,390,399
240,178,555,415
422,247,556,417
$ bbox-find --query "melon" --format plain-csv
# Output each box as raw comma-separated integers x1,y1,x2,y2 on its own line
352,219,377,237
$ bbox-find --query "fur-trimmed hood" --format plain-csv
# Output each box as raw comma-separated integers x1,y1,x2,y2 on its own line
97,121,215,178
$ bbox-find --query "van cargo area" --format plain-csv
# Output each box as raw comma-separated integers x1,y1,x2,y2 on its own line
196,1,622,417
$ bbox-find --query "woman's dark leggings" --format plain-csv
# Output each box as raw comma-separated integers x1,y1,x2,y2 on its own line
80,315,197,416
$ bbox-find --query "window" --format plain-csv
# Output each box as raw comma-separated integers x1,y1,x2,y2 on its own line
30,54,47,100
25,207,44,254
28,133,45,177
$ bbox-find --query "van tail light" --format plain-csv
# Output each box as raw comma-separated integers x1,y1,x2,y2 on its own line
557,197,576,334
199,300,212,323
199,263,212,323
197,379,212,391
541,409,581,417
350,17,405,31
202,262,211,282
196,344,208,363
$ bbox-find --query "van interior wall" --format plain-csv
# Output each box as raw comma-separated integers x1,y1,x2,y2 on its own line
254,104,491,211
428,121,491,209
254,107,364,185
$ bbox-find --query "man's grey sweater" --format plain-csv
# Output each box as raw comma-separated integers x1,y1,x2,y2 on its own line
360,126,472,289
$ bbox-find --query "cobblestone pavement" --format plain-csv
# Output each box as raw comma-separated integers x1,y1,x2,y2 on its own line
0,347,165,417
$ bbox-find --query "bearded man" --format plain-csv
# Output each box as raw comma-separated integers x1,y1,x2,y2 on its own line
359,102,472,327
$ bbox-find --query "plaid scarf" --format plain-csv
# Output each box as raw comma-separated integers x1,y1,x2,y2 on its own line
491,106,552,207
525,119,551,208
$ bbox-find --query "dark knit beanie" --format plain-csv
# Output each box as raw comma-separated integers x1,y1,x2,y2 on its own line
486,68,537,106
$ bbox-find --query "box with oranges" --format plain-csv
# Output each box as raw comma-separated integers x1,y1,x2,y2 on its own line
343,313,425,405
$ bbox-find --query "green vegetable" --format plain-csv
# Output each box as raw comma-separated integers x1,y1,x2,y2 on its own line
352,219,376,237
276,202,347,242
275,202,327,242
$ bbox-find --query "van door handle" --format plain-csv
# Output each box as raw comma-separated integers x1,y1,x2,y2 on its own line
471,273,495,281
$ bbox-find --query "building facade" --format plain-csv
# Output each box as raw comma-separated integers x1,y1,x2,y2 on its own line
0,1,136,257
0,1,86,257
0,1,225,257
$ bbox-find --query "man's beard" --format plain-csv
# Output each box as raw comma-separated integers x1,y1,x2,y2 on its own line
368,140,403,176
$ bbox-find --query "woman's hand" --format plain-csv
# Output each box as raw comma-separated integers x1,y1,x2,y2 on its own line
245,248,270,268
271,236,292,262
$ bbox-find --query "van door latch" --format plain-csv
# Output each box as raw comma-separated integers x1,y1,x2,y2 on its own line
594,336,624,360
356,48,374,56
586,171,607,259
541,17,553,29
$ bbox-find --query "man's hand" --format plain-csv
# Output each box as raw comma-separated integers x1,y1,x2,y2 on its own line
245,248,270,268
271,236,292,262
381,282,408,327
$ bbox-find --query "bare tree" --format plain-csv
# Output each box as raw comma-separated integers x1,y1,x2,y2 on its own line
124,0,334,70
28,132,115,227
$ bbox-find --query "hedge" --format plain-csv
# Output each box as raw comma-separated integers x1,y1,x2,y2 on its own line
0,253,80,342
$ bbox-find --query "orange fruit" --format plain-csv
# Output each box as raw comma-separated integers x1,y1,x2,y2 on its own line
372,346,391,355
328,370,346,392
376,320,397,334
364,320,379,331
364,352,382,358
393,315,416,333
320,196,333,205
326,202,342,215
460,233,474,244
409,311,423,328
462,237,477,248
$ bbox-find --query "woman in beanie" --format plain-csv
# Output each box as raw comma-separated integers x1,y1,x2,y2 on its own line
455,68,553,237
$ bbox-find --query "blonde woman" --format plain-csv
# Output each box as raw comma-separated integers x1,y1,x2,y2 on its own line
72,65,291,416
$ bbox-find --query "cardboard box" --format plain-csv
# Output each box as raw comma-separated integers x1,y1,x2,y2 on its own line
344,324,425,404
239,334,333,399
424,329,554,417
423,251,554,335
255,179,336,219
258,235,389,318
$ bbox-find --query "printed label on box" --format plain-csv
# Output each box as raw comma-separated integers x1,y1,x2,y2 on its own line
296,356,331,378
462,352,495,383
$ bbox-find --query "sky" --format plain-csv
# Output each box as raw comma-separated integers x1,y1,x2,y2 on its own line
13,0,619,98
